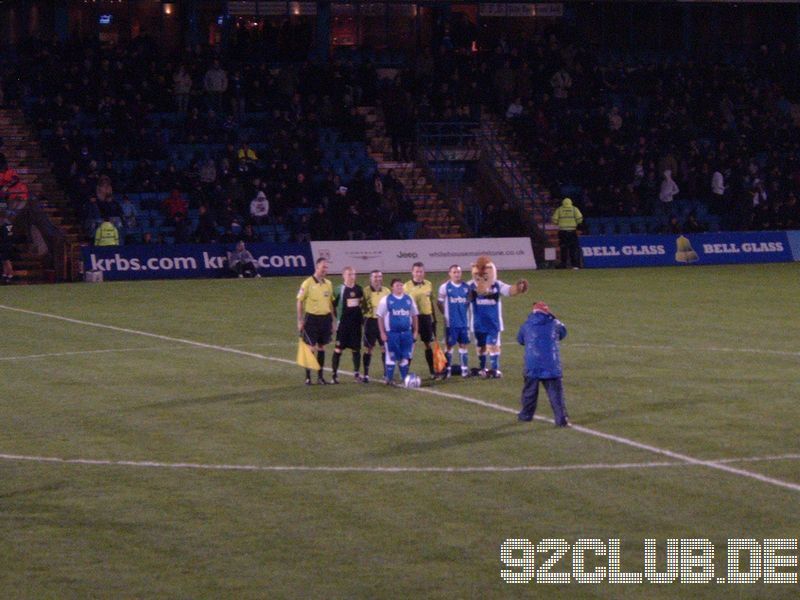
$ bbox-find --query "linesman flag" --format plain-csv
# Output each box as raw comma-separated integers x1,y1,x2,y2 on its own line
296,339,320,370
432,340,448,374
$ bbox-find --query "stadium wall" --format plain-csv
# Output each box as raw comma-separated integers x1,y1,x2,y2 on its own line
580,231,800,269
81,238,537,281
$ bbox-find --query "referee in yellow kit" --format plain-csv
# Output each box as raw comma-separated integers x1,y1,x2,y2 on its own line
297,257,335,385
404,261,437,378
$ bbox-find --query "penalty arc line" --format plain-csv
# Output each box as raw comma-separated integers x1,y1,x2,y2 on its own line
1,303,799,493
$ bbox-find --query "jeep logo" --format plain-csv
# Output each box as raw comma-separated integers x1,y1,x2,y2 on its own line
397,251,418,259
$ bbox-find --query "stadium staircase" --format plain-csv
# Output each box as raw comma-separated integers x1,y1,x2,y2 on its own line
0,108,82,283
357,106,466,238
479,112,561,250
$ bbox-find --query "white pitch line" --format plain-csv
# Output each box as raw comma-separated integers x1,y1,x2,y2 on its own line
0,346,183,361
2,303,800,494
0,453,683,473
572,342,800,358
0,452,797,475
713,453,800,465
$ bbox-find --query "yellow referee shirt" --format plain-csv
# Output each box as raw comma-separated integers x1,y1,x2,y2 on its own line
404,279,434,315
297,276,333,315
363,285,390,319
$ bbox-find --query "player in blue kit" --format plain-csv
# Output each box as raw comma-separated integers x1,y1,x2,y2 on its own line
437,265,471,378
469,277,527,378
376,278,419,385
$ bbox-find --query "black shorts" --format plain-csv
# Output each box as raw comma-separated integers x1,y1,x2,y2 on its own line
362,318,384,349
335,320,362,351
303,313,332,346
418,314,435,344
0,246,14,262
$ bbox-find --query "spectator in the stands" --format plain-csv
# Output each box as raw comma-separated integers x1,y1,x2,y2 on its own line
162,189,188,222
99,194,124,229
216,196,240,229
121,195,138,230
199,157,217,188
195,204,218,244
83,196,103,235
665,216,682,234
237,142,258,172
659,170,680,211
308,204,333,240
506,97,524,120
173,65,192,114
173,212,192,244
240,223,261,243
249,190,269,225
203,59,228,112
684,213,706,233
0,153,28,214
228,70,247,120
782,193,800,229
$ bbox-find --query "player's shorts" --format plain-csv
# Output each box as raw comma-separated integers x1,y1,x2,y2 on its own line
474,330,501,348
418,314,435,343
446,326,470,347
362,318,384,348
387,330,414,362
335,321,362,351
303,313,332,346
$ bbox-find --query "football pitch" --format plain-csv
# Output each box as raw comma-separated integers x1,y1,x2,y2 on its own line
1,263,798,598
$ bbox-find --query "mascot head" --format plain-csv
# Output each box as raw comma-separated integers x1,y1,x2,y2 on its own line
471,255,497,295
471,254,530,298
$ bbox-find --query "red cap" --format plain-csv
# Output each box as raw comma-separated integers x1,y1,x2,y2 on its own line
533,302,551,314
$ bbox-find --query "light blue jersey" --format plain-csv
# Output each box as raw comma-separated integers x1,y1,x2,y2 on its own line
437,281,471,329
469,280,512,333
376,293,419,332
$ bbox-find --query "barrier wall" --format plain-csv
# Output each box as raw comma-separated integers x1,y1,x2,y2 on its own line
82,242,314,281
310,238,536,272
580,231,795,268
82,238,538,281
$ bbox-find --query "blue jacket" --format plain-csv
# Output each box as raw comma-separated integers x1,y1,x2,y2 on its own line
516,311,567,379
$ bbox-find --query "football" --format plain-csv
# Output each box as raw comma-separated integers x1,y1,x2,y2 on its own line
403,373,421,388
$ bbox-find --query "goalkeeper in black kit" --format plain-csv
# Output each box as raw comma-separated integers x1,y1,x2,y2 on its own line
331,266,365,384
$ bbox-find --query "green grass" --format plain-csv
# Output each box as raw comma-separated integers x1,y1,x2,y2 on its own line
0,263,799,598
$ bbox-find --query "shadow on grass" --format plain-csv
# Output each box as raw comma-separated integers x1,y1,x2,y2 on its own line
369,422,525,459
128,384,348,410
129,388,279,410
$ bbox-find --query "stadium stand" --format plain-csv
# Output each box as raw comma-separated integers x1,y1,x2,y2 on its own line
2,9,800,281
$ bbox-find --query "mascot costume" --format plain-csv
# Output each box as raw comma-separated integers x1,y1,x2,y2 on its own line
469,255,529,377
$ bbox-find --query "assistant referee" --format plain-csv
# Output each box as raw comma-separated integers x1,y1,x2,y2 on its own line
404,261,437,378
297,257,335,385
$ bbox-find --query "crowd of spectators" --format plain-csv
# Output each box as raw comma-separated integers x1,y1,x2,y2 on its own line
2,36,423,245
485,34,800,233
372,29,800,233
5,24,800,242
